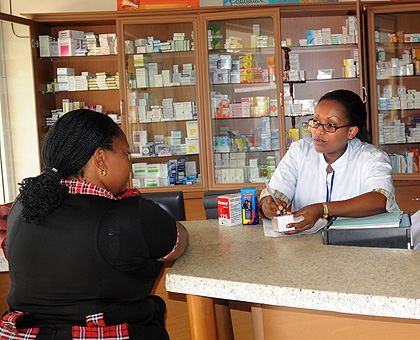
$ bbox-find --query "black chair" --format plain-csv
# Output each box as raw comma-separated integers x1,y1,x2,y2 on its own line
203,190,240,219
142,191,186,221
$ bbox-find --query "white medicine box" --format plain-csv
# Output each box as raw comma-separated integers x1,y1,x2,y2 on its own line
186,120,199,138
217,193,242,226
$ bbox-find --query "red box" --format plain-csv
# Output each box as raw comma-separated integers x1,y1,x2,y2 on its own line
409,149,419,173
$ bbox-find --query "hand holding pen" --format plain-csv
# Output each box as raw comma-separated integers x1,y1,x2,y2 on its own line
261,178,286,218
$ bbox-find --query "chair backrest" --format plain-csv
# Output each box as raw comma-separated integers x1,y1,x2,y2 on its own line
203,190,240,220
141,191,186,221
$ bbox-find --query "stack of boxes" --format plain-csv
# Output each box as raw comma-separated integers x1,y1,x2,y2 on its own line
208,25,222,50
210,93,277,119
87,72,120,91
131,124,199,159
214,153,279,184
376,46,420,79
389,150,419,174
303,16,357,47
53,67,118,92
131,157,199,187
127,91,196,124
126,33,192,55
343,49,358,78
133,55,195,89
284,53,305,82
378,87,420,113
209,52,275,85
38,30,117,57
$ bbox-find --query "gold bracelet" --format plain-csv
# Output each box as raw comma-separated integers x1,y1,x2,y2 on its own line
322,202,329,220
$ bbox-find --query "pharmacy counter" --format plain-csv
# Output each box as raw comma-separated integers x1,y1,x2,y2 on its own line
166,220,420,340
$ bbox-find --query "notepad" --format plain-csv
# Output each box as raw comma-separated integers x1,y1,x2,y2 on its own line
262,217,328,237
328,206,401,229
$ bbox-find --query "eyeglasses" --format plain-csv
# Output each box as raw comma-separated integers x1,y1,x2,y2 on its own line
308,119,352,133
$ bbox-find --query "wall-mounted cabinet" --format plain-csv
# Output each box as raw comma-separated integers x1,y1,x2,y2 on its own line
26,3,368,195
280,3,364,152
200,4,365,191
118,15,208,192
367,3,420,180
201,9,283,190
27,14,120,165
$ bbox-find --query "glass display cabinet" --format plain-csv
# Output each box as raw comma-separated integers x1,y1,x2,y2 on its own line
118,15,207,191
280,3,364,151
202,9,283,190
367,3,420,179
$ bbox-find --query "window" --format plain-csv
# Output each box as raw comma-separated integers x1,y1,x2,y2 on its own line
0,14,39,204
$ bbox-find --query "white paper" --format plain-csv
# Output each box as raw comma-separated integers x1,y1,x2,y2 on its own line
272,215,304,232
262,217,328,237
411,209,420,250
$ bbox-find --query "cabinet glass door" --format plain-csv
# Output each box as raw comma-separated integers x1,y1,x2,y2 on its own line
120,16,206,191
368,4,420,179
203,9,283,190
280,4,364,151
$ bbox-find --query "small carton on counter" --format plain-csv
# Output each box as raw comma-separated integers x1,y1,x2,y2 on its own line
241,188,258,225
217,193,242,226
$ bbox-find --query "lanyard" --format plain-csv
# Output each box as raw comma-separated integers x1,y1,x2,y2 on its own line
326,170,335,202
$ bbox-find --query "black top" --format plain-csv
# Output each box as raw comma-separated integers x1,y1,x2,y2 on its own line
5,194,177,339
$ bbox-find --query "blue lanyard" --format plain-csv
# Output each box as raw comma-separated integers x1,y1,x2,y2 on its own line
326,170,335,202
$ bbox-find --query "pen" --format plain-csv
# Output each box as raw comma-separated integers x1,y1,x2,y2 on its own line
263,177,282,215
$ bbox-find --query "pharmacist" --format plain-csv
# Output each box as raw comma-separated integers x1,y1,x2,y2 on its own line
259,89,395,234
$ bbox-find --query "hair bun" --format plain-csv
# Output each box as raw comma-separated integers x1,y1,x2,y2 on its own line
42,167,62,181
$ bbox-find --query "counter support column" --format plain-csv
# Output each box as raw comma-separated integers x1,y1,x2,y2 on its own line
186,294,217,340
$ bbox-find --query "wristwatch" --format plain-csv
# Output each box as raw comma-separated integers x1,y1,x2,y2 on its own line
322,202,329,220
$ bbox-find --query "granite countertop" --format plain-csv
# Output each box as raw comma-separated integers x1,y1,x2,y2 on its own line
166,219,420,319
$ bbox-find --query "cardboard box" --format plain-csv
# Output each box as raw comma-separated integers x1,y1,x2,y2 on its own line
241,188,258,225
218,193,242,226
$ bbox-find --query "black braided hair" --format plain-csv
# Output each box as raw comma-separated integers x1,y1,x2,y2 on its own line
318,89,370,143
18,109,123,223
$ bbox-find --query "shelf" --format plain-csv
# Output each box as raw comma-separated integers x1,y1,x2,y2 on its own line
301,77,359,83
126,50,194,58
285,44,358,53
131,153,199,160
380,142,420,146
284,80,306,84
214,149,279,154
213,116,278,120
379,108,420,112
285,113,313,117
208,47,275,54
40,89,119,94
376,42,420,48
132,84,196,90
392,173,420,181
40,55,118,60
211,82,276,94
211,78,358,90
133,118,198,124
377,75,420,81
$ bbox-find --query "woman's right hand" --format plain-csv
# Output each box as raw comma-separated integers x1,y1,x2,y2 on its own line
259,196,287,219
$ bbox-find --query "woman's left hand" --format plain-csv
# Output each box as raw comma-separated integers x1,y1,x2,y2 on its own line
282,203,323,234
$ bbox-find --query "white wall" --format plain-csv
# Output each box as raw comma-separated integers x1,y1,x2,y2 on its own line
1,0,223,17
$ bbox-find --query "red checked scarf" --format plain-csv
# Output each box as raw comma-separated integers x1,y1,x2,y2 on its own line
0,311,39,339
62,180,141,200
72,313,129,340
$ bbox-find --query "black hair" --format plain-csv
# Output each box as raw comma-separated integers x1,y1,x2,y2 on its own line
18,109,123,223
318,89,369,142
